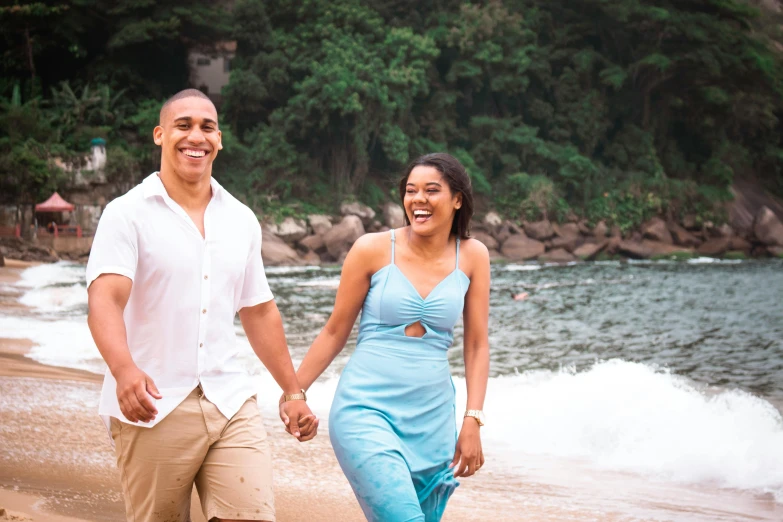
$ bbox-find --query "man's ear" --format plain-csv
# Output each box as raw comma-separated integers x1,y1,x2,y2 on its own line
217,130,223,150
153,125,163,146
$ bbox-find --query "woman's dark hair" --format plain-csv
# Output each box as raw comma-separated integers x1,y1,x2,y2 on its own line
398,152,474,239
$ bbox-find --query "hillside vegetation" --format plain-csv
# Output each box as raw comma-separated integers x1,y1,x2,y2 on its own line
2,0,783,232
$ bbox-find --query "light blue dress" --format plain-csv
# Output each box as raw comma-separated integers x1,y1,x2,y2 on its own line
329,229,471,521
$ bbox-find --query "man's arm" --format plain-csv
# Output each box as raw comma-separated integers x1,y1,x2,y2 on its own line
238,300,315,439
87,274,162,423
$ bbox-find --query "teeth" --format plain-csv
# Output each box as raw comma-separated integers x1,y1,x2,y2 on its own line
183,149,206,157
413,210,431,216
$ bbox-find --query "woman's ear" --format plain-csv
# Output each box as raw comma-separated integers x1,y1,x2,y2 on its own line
454,192,463,210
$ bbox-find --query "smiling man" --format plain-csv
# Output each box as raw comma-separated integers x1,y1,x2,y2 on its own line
86,89,317,522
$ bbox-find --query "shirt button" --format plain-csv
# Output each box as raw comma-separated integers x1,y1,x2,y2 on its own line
202,309,207,314
204,275,208,280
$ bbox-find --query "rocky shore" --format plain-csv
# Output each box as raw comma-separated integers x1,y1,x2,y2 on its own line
3,203,782,267
259,202,783,266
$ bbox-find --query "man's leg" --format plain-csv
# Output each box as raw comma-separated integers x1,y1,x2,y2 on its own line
195,395,275,522
112,388,209,522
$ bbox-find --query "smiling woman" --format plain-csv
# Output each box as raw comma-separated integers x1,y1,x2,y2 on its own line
286,152,491,521
399,153,474,240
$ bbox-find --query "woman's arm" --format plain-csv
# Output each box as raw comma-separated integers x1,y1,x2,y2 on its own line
452,239,490,477
295,234,380,390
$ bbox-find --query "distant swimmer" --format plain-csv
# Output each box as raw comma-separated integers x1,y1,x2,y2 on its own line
512,291,529,301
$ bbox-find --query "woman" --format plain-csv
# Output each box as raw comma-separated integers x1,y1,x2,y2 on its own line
282,153,490,521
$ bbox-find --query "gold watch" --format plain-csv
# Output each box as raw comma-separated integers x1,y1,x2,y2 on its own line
464,409,485,427
283,389,307,402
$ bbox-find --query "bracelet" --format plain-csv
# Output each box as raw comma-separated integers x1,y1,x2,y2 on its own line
282,389,307,403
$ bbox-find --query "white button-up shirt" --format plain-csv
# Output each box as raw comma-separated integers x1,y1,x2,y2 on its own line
86,173,273,429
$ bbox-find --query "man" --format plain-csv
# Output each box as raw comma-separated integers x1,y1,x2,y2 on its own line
86,89,317,522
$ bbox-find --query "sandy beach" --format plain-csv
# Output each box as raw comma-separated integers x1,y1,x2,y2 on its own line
0,261,643,522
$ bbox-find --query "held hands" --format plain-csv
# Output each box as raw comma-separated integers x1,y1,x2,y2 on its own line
450,419,485,478
113,363,162,423
279,398,319,442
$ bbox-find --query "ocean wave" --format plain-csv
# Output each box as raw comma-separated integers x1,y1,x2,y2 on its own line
469,359,783,502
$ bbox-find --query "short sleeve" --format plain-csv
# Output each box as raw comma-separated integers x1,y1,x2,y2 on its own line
237,221,274,310
85,202,138,288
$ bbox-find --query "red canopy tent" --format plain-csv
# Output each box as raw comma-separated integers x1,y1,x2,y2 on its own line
35,192,81,237
35,192,75,212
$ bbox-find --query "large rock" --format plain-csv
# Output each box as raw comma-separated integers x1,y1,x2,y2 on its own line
753,206,783,246
324,215,365,259
553,222,581,239
341,202,376,226
0,237,59,263
382,202,405,229
769,246,783,258
472,231,498,250
302,250,321,265
267,217,308,243
0,252,4,267
298,234,326,253
642,217,673,244
682,214,698,230
729,235,752,252
550,235,582,252
483,211,503,228
668,222,701,247
494,221,522,244
697,237,732,257
261,228,302,266
573,240,608,260
308,214,333,236
610,225,622,238
713,224,735,237
524,220,555,240
500,234,546,261
592,221,608,239
539,248,577,264
618,240,691,259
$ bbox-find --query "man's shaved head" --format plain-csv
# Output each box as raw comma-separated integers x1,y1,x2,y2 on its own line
159,89,216,124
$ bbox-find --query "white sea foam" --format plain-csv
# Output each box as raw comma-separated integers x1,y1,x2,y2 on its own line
471,360,783,501
688,257,743,265
503,264,542,271
265,265,322,274
296,278,341,288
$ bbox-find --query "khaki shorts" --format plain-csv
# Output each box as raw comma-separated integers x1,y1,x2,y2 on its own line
110,388,275,522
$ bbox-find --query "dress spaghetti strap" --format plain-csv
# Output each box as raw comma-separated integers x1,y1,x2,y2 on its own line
455,238,460,270
390,229,396,265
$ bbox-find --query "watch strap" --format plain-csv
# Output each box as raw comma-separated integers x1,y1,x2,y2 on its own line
283,389,307,402
464,409,484,426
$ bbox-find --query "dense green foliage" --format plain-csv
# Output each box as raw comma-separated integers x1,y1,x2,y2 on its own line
2,0,783,230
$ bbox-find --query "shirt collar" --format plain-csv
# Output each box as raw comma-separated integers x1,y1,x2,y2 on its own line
142,172,223,201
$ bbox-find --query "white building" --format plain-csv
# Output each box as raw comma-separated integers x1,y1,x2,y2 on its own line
188,41,236,103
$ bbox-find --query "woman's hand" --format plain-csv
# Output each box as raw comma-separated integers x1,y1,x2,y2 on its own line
279,398,319,442
450,419,485,477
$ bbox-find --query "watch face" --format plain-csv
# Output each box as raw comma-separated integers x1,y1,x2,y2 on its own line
477,410,486,425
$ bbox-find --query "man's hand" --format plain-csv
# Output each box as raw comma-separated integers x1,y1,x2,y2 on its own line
114,363,162,423
279,400,319,441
